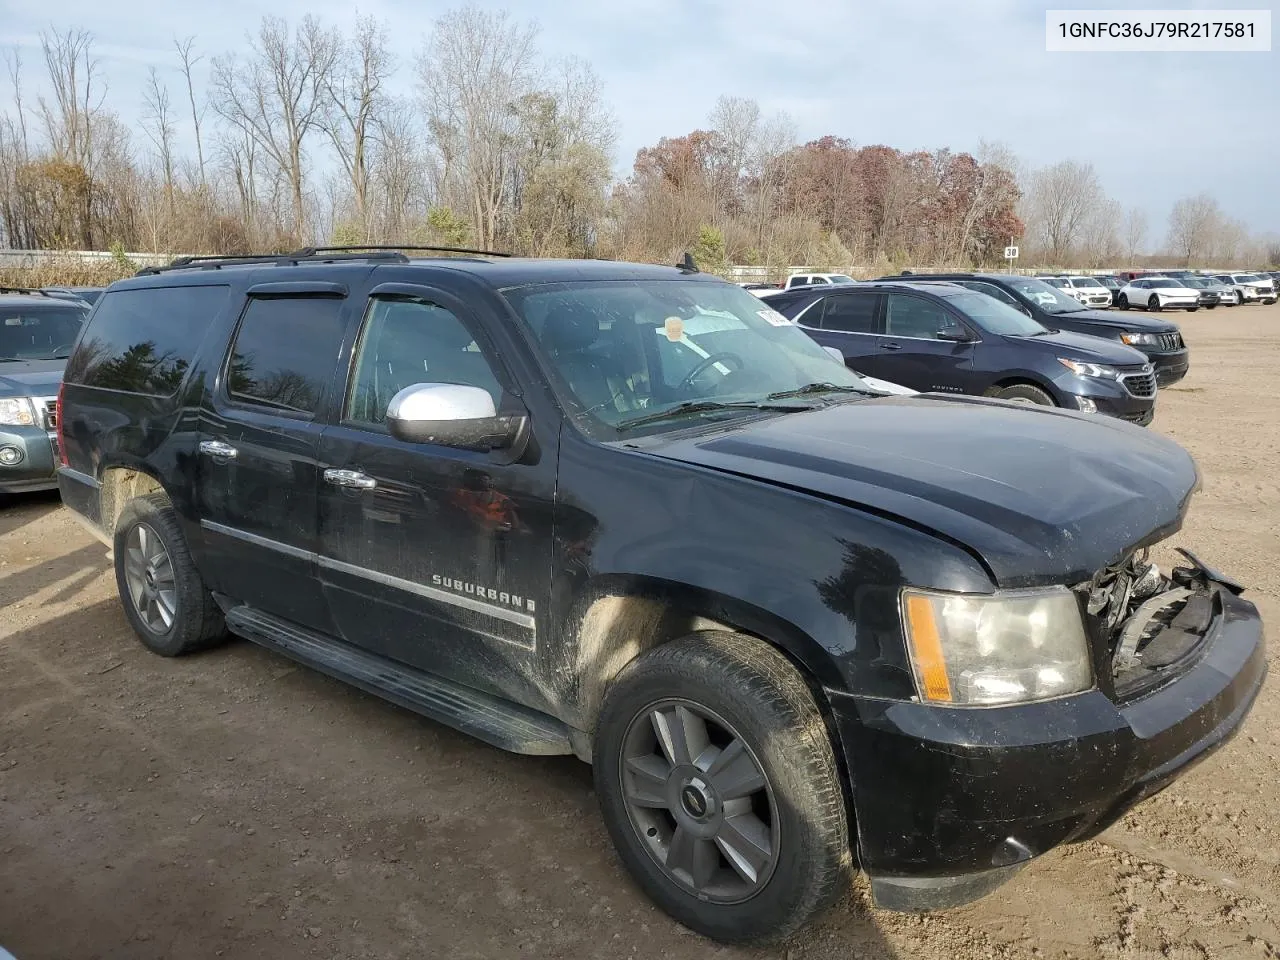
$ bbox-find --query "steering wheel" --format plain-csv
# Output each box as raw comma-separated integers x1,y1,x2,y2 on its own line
677,352,744,393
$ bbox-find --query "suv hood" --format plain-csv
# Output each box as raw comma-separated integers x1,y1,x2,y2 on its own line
1051,308,1179,333
0,358,65,398
640,396,1197,589
1002,329,1148,365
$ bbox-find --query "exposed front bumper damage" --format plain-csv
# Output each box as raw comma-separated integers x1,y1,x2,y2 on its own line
830,562,1265,912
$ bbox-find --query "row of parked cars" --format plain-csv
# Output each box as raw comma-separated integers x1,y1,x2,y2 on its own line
1036,270,1278,311
754,271,1194,425
0,250,1267,944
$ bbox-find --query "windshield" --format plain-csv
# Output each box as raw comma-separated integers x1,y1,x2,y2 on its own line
1040,277,1069,288
1005,277,1087,314
1073,277,1105,288
0,305,87,361
946,292,1048,336
503,279,870,436
1236,274,1261,282
1150,278,1186,287
1181,276,1208,288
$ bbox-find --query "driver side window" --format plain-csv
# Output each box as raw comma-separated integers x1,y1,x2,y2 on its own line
884,295,955,339
344,298,501,428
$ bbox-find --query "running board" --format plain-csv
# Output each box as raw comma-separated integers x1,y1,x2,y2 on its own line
224,606,574,756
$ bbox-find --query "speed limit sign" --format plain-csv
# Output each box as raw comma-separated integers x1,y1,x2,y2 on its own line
1004,245,1019,259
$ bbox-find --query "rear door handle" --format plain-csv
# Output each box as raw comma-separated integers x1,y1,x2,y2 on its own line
324,468,377,490
198,440,238,461
880,342,903,351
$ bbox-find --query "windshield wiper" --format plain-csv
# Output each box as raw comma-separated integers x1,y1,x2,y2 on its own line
766,382,877,400
614,399,813,431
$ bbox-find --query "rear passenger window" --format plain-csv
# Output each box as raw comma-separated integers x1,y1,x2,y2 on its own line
819,295,879,333
66,285,229,395
226,296,347,416
345,299,501,427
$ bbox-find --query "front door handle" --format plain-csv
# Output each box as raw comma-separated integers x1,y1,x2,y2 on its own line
324,468,377,490
880,341,903,351
199,439,238,461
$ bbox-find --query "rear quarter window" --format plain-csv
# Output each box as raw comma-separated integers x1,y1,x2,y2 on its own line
65,285,231,395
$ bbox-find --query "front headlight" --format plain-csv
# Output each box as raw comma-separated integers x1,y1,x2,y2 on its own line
0,397,36,427
901,588,1094,706
1121,332,1159,346
1058,358,1121,379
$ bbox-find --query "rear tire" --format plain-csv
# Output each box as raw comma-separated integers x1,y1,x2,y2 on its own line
1187,306,1199,312
593,632,851,944
113,492,227,657
988,383,1056,406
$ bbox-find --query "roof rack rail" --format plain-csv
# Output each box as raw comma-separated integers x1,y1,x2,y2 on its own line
134,243,513,277
289,244,513,259
0,285,86,300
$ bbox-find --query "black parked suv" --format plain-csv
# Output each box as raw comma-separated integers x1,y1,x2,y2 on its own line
0,288,90,495
766,281,1157,424
57,249,1264,943
881,274,1190,387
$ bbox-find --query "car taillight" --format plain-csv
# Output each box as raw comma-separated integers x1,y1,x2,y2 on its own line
56,382,68,467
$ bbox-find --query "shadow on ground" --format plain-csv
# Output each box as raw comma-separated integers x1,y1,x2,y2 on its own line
0,599,898,960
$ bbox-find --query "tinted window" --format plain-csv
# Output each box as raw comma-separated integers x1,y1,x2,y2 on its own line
946,293,1046,336
885,295,956,339
0,304,87,362
955,280,1022,309
346,299,501,426
67,286,228,394
789,276,809,287
1005,277,1087,314
227,296,346,416
819,294,879,333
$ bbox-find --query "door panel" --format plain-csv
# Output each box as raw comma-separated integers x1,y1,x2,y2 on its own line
800,293,885,376
195,291,351,633
316,290,557,708
873,294,975,393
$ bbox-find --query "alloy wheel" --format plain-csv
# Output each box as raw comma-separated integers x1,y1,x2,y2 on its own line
123,522,177,633
620,699,779,904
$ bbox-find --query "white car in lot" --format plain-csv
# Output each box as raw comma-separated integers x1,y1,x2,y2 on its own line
1212,273,1277,305
757,273,857,298
1116,277,1200,312
1061,276,1114,308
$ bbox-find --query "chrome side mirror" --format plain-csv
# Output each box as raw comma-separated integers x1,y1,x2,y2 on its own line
386,383,526,452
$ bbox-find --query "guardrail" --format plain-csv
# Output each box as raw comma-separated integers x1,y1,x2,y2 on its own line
0,249,178,268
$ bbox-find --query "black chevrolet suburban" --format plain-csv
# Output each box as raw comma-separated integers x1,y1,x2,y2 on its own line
875,273,1190,387
57,249,1264,943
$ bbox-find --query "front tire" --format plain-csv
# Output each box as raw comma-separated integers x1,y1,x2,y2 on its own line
593,632,851,944
1117,294,1129,309
1148,295,1161,312
114,492,227,657
988,383,1056,406
1187,306,1199,312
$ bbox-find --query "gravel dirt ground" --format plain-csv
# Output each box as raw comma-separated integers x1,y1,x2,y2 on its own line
2,302,1279,960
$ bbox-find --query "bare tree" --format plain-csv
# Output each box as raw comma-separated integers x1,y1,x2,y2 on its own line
141,67,176,209
174,37,207,188
1080,198,1121,267
37,29,104,169
1167,192,1221,265
1121,207,1147,263
212,15,341,234
1025,160,1104,265
417,8,540,248
321,16,391,241
4,49,29,159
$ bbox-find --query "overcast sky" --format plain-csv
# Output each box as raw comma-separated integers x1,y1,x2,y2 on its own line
1,0,1276,241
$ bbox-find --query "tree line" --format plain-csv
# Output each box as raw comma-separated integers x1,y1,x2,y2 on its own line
0,9,1275,273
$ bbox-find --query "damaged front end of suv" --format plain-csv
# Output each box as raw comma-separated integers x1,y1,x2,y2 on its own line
1081,546,1246,700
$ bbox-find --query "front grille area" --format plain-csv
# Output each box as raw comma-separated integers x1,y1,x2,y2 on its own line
1157,332,1181,351
1120,371,1157,398
38,397,57,430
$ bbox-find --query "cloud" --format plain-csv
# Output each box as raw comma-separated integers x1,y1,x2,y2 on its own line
1,0,1275,236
